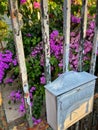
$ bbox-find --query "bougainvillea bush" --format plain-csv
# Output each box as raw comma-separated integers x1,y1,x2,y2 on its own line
0,0,97,124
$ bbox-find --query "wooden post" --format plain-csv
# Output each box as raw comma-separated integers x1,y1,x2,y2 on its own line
8,0,33,127
78,0,88,72
63,0,71,72
40,0,51,84
90,0,98,75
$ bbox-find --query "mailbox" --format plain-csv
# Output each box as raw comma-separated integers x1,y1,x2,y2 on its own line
45,71,97,130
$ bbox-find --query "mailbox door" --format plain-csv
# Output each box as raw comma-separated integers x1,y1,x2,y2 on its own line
57,81,95,130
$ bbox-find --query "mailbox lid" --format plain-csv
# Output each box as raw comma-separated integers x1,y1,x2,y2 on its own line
45,71,97,96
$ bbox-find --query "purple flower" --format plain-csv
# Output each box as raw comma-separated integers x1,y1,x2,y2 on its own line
30,86,36,93
15,91,21,100
19,103,25,114
89,21,95,29
0,50,15,83
71,15,81,23
9,91,16,101
40,76,46,84
58,62,63,68
9,90,22,101
70,32,76,36
32,117,41,125
5,78,14,84
12,59,17,66
86,29,93,36
50,30,59,39
20,0,27,4
26,33,32,37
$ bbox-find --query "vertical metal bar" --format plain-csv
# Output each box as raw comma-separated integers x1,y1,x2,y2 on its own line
90,0,98,75
40,0,51,84
40,1,51,129
78,0,88,72
75,121,80,130
63,0,71,72
76,1,88,129
8,0,33,127
90,0,98,126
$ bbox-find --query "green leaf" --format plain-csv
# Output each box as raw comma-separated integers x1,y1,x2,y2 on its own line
50,56,58,65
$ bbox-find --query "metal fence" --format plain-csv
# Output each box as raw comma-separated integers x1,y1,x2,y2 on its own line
40,0,98,130
8,0,98,129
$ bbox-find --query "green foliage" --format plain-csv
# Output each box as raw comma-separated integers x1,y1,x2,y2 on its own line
50,56,58,66
0,0,8,15
0,20,8,42
49,1,63,31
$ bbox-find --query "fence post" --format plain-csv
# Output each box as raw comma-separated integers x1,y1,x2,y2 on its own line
90,0,98,128
76,0,88,129
8,0,33,127
40,0,51,84
90,0,98,75
63,0,71,72
40,0,51,129
78,0,88,72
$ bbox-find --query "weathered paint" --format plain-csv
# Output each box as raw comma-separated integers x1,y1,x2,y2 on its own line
40,0,51,84
90,0,98,75
63,0,71,72
45,71,96,130
45,71,96,96
8,0,33,127
78,0,88,72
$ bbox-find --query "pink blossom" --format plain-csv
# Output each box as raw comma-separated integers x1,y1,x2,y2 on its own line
40,76,46,84
33,1,40,9
89,21,95,29
71,15,81,23
58,63,63,68
30,86,36,92
20,0,27,4
70,32,76,37
32,117,41,125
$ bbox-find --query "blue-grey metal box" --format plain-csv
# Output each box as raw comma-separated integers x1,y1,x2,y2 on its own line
45,71,97,130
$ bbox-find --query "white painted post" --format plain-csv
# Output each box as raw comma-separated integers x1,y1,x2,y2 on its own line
40,0,51,84
8,0,33,127
40,0,51,129
77,1,88,129
90,0,98,75
63,0,71,72
78,0,88,72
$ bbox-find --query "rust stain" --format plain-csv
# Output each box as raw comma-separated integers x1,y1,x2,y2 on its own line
11,12,16,18
94,93,98,99
25,93,29,98
0,92,2,106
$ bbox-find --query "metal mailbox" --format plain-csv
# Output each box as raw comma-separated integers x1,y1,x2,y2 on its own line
45,71,97,130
